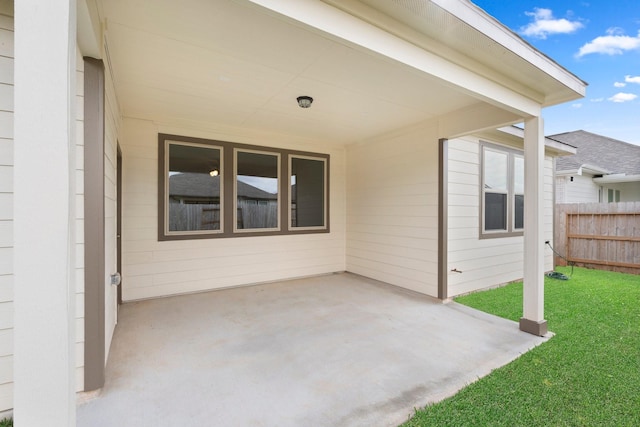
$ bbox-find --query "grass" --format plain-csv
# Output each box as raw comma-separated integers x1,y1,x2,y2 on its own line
403,267,640,427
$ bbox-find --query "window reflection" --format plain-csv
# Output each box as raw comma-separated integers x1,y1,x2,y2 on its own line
235,150,279,230
167,142,222,232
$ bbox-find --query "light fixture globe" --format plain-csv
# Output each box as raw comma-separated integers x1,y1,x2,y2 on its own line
296,96,313,108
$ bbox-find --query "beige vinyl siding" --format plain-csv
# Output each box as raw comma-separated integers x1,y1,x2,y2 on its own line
103,51,121,362
345,123,439,297
447,136,554,297
120,118,346,301
0,10,12,411
561,173,599,203
74,46,85,392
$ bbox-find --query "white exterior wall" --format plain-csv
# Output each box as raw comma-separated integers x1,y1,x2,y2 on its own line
120,118,346,301
345,123,440,297
0,10,92,409
557,173,599,203
608,182,640,202
447,136,554,297
14,0,78,422
0,8,13,412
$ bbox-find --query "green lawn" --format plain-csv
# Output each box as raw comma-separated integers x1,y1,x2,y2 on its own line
403,267,640,427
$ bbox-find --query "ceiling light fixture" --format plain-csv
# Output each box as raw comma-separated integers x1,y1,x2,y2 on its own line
297,96,313,108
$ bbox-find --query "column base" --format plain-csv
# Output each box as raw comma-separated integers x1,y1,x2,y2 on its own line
519,318,548,336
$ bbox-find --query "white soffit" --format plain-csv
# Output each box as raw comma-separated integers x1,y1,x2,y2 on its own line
340,0,586,107
98,0,482,144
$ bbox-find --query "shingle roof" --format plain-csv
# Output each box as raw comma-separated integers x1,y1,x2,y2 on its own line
169,173,277,200
550,130,640,175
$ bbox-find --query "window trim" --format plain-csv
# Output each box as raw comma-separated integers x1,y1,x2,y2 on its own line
513,154,524,232
158,133,330,241
479,141,524,239
164,140,225,237
288,154,328,232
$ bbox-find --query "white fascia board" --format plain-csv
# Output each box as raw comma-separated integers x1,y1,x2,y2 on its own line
581,164,611,175
593,174,640,184
556,169,580,176
494,126,576,156
432,0,586,99
543,138,576,156
77,0,102,58
246,0,542,117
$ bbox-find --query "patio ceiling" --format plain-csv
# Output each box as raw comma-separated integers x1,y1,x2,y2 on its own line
97,0,492,145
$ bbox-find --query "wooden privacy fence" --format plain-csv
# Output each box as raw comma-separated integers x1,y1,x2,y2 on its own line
554,202,640,274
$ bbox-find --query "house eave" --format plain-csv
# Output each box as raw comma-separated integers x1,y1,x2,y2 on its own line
434,0,587,104
557,164,611,176
593,174,640,184
480,126,577,156
325,0,587,108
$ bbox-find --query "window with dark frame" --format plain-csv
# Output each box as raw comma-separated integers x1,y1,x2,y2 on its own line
234,149,280,232
158,134,329,240
290,155,326,229
481,141,525,238
166,141,223,235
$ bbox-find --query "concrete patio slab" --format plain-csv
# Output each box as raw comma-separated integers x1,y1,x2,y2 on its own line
77,273,549,427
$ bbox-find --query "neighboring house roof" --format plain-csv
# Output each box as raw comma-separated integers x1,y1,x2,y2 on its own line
169,173,277,200
550,130,640,176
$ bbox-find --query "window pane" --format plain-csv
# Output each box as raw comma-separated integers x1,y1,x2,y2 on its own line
291,157,325,228
514,156,524,194
236,151,279,230
168,143,221,232
514,194,524,229
485,193,507,230
484,149,508,191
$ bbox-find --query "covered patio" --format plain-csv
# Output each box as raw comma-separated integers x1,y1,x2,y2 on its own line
77,274,548,427
9,1,587,424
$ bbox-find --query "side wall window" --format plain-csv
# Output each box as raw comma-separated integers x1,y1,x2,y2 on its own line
159,134,329,240
480,141,524,238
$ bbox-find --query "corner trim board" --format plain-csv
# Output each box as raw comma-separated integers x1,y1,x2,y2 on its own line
83,57,106,391
438,138,448,300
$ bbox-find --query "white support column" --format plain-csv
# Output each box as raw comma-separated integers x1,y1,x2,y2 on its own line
14,1,77,425
521,116,548,336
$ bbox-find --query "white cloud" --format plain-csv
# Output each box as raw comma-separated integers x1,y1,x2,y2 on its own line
571,103,583,109
577,30,640,56
608,92,638,103
520,8,584,39
614,82,626,87
625,75,640,84
590,97,605,102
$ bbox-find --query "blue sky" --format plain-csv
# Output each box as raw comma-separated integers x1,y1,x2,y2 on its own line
472,1,640,145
